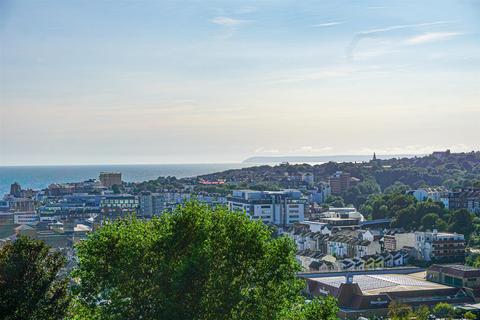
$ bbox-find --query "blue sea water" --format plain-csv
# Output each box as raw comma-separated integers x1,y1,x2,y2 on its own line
0,163,252,196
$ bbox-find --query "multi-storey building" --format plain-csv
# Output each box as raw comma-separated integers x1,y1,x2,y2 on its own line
410,186,449,203
47,183,75,197
329,171,352,195
6,197,35,213
10,182,22,197
383,231,416,251
227,189,306,226
139,192,166,216
445,188,480,214
308,182,331,204
316,207,364,230
99,172,122,188
415,230,465,262
14,212,39,225
100,194,139,218
326,234,380,259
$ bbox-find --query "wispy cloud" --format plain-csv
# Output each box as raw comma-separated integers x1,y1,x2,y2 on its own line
311,21,343,28
346,20,453,60
359,21,452,36
405,32,462,45
210,16,248,27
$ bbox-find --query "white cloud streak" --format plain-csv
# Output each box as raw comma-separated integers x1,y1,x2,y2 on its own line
311,21,343,28
405,32,462,45
210,16,248,27
346,20,454,60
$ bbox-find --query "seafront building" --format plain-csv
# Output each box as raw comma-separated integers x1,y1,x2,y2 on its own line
99,172,122,188
227,189,306,226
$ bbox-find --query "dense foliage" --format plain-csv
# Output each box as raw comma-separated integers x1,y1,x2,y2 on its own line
0,236,70,320
360,191,478,240
72,201,338,320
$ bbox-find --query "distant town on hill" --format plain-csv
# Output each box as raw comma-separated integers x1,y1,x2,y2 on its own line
242,154,424,164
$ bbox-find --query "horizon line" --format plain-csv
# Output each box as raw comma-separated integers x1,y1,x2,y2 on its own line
0,152,439,167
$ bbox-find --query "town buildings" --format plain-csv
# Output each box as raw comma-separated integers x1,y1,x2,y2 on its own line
445,188,480,214
308,182,331,204
4,196,35,213
228,189,306,226
410,186,449,203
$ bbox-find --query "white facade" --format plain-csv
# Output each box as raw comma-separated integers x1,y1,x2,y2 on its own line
414,230,465,261
14,213,39,225
300,221,332,235
228,190,306,226
412,187,448,202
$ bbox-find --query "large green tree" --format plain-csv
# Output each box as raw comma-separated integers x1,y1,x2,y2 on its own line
0,236,70,320
449,209,475,238
73,202,336,320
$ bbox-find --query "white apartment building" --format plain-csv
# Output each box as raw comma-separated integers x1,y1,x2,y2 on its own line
228,189,306,226
14,212,39,225
415,230,465,261
411,186,449,203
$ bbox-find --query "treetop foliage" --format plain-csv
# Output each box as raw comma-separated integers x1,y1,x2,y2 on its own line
72,201,337,320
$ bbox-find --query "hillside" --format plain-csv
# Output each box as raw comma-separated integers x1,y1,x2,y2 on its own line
200,151,480,191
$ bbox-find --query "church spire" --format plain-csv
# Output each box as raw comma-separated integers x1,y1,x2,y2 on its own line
373,152,377,161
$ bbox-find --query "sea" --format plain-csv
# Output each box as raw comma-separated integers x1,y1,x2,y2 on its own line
0,163,252,196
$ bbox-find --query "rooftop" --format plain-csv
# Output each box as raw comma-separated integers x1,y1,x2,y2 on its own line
308,271,449,295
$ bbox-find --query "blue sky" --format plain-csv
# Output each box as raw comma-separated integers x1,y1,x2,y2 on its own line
1,0,479,165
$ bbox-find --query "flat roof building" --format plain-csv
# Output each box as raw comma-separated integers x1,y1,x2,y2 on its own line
228,189,306,226
427,264,480,289
302,268,474,318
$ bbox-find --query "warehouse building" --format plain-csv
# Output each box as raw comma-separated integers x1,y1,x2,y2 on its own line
301,268,474,318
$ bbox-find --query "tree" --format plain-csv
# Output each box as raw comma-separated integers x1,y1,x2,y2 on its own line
449,209,475,238
421,213,441,231
388,301,413,320
465,311,477,320
433,302,454,319
0,236,70,320
73,201,336,320
384,181,409,194
112,184,122,194
415,305,431,320
325,195,345,208
392,206,416,230
280,296,339,320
